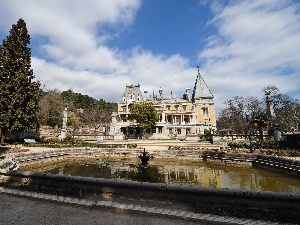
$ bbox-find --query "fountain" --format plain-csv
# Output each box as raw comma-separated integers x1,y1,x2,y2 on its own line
20,155,300,193
137,148,151,170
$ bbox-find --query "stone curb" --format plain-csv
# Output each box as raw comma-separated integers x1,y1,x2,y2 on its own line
5,170,299,202
0,187,288,225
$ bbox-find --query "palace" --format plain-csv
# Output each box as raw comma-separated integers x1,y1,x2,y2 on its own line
110,69,216,140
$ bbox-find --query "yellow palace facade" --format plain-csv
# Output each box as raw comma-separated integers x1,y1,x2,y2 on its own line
110,70,216,140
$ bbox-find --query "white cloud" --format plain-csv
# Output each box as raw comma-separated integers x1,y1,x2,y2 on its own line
127,48,193,91
32,46,195,103
32,57,128,101
200,0,300,108
0,1,141,64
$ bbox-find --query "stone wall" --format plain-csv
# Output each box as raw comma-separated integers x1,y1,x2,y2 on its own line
39,125,106,140
39,126,60,140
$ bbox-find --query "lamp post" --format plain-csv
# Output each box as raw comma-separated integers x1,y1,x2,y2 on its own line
246,114,253,153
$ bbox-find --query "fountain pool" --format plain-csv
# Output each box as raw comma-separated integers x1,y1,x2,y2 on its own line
21,157,300,193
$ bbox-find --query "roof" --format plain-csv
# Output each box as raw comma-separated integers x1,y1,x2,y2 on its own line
120,84,144,103
192,71,214,101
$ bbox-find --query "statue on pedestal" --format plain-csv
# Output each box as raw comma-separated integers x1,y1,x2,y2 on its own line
265,91,281,140
58,104,68,140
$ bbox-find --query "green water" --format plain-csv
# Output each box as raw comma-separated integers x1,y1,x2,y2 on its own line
26,158,300,193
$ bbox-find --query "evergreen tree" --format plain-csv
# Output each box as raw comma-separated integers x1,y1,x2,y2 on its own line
129,102,159,134
0,18,40,140
61,89,96,109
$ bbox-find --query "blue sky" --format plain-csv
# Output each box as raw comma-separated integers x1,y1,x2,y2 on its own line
0,0,299,112
108,1,215,60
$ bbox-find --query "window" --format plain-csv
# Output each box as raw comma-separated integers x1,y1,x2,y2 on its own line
174,105,179,111
175,116,180,124
182,105,187,111
166,105,171,110
184,116,189,123
202,107,209,116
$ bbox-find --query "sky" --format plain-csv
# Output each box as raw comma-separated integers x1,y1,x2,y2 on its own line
0,0,299,112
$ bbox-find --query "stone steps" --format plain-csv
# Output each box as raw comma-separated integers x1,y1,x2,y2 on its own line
253,156,300,177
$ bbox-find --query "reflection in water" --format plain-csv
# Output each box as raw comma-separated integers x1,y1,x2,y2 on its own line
25,158,300,193
129,167,165,183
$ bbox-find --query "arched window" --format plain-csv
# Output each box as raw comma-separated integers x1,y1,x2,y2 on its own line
202,107,209,116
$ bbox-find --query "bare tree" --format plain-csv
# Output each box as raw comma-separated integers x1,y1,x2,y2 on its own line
263,85,300,132
38,89,64,127
217,96,248,134
244,96,264,115
81,105,112,134
217,86,299,135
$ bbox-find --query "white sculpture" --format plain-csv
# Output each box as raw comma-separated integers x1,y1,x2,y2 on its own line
58,104,68,140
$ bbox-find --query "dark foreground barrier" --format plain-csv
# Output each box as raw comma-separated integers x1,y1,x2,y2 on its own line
2,170,299,200
1,170,300,223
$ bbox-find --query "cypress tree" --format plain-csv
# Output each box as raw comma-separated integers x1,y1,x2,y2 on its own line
0,18,40,141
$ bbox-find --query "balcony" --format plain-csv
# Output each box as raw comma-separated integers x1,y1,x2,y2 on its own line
164,109,194,113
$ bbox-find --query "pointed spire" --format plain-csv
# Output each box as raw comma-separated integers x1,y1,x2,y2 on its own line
192,68,213,102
